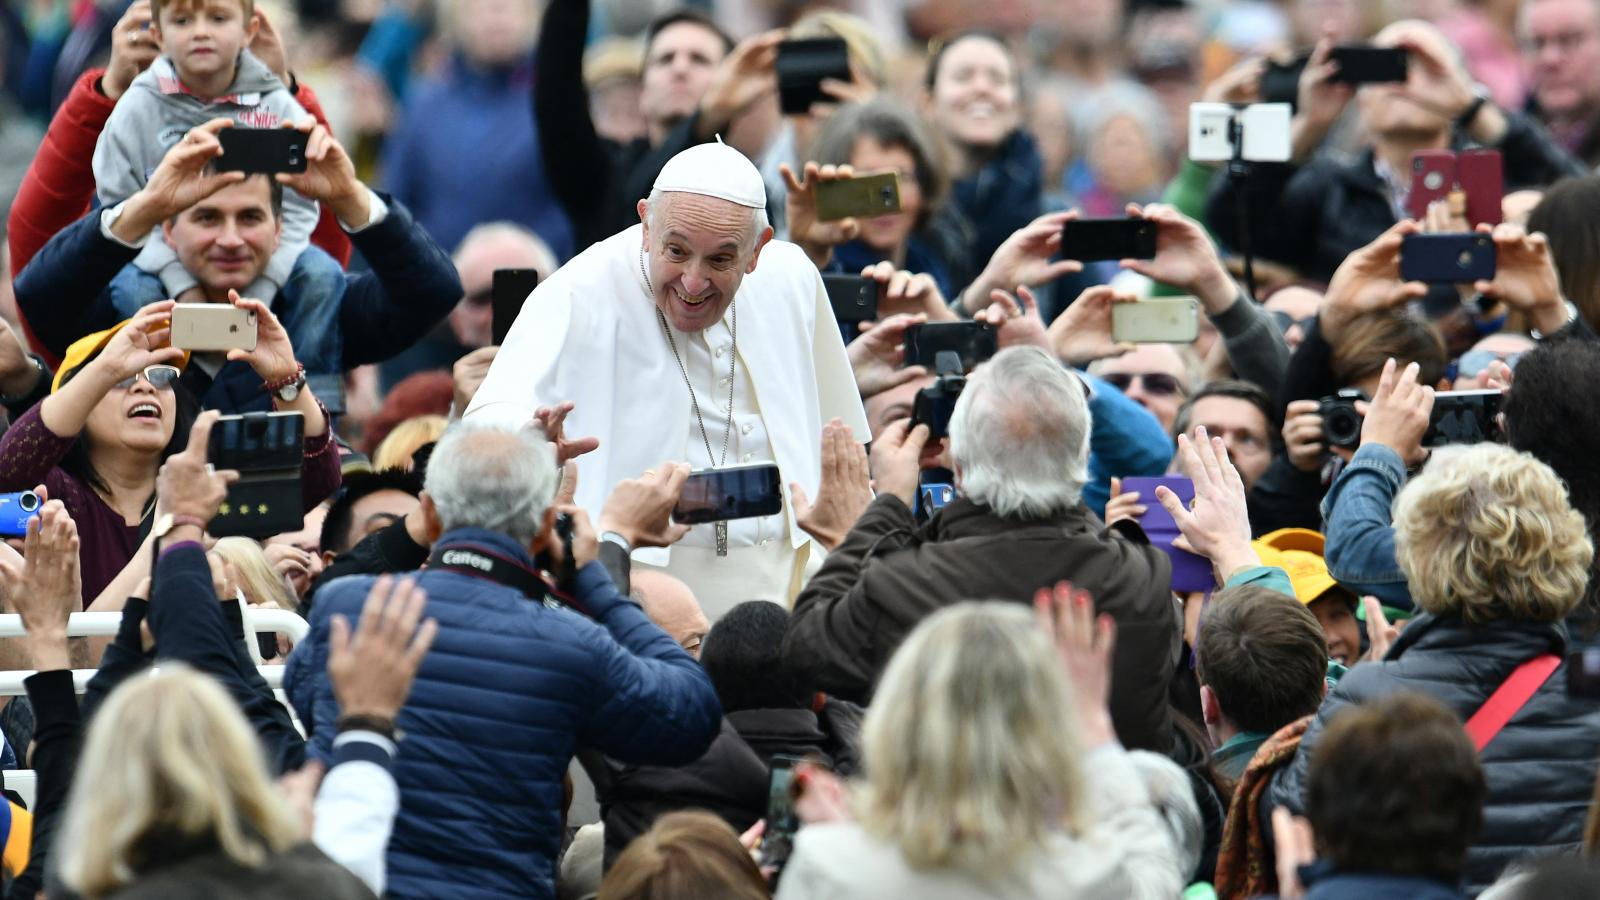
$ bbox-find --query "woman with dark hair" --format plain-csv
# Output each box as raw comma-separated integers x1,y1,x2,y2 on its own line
921,31,1042,290
1527,177,1600,334
802,98,970,300
0,298,341,607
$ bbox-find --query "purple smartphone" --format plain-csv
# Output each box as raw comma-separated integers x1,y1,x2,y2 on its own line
1121,476,1214,593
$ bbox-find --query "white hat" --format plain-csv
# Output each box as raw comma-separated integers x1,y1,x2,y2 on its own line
652,138,766,209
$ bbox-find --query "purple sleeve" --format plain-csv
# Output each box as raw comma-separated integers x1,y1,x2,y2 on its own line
0,403,79,492
299,403,342,512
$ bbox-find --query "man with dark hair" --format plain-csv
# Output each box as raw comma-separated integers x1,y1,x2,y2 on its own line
319,469,424,561
1173,379,1276,491
11,117,460,415
536,0,761,251
1297,691,1485,896
1196,585,1328,780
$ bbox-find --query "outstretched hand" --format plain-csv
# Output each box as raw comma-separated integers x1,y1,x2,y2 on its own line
1358,358,1435,467
599,463,693,549
534,402,600,466
328,575,438,721
1033,581,1117,747
1319,220,1429,345
1048,285,1137,367
1154,428,1259,582
848,313,928,398
976,286,1049,351
0,492,80,672
793,420,872,551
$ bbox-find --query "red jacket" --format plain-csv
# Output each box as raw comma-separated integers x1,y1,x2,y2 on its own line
6,68,353,358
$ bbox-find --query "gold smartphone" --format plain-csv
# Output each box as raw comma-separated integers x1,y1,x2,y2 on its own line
171,303,258,352
814,171,902,222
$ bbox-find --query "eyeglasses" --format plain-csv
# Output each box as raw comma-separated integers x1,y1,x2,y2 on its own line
1457,349,1522,380
1100,372,1184,396
113,365,181,391
1270,311,1316,333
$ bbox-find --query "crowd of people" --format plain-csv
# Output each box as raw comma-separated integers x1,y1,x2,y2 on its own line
2,0,1600,897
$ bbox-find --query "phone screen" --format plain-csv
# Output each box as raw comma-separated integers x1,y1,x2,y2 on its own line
1061,218,1158,262
760,754,805,876
492,269,540,346
902,322,998,371
209,411,306,472
672,464,784,525
1424,390,1504,447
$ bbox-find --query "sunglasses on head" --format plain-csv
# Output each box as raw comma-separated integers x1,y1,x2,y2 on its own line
113,365,181,391
1100,372,1183,396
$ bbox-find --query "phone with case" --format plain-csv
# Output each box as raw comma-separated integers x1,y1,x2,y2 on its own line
1406,150,1456,220
1457,149,1503,227
1061,218,1158,262
215,127,307,174
1399,233,1496,283
814,172,902,221
1328,45,1408,84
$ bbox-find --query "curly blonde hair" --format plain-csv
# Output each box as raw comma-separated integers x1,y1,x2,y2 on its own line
1393,444,1593,625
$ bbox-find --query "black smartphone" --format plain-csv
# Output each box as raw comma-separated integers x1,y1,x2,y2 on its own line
822,273,877,323
491,268,540,346
775,38,850,115
1061,218,1158,262
902,322,998,372
1423,389,1504,447
1399,233,1496,283
208,411,306,538
758,754,805,879
1329,45,1408,85
673,463,784,525
215,127,308,174
1569,642,1600,697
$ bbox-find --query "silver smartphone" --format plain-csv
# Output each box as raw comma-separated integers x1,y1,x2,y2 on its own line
171,303,258,352
1111,297,1201,344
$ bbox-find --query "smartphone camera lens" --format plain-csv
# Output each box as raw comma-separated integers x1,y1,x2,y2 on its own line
1457,251,1474,268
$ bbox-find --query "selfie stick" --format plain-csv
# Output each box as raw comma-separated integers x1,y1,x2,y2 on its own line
1226,116,1258,303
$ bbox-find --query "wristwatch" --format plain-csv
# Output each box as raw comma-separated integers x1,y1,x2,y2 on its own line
600,531,633,553
264,363,307,402
1454,84,1491,132
152,513,207,543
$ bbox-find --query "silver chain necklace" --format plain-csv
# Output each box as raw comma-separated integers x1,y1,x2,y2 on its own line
643,248,737,554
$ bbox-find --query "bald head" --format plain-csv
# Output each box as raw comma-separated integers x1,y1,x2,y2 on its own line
631,571,709,657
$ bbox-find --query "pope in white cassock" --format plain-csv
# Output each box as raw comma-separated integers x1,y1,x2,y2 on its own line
465,141,869,619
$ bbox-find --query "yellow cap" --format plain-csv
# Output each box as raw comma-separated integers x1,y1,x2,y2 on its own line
51,318,189,394
583,37,644,88
1250,528,1339,606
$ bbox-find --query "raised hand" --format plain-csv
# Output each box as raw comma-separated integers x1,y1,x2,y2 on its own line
533,402,600,466
1282,399,1327,473
328,575,437,721
1472,223,1571,336
1358,358,1434,467
249,6,291,87
599,463,693,549
1032,580,1117,747
792,420,872,551
90,300,185,382
1048,285,1137,367
696,30,783,134
781,161,861,266
868,419,929,507
125,119,246,231
1102,477,1147,527
860,261,958,322
223,290,297,383
155,411,241,525
961,211,1084,315
976,286,1049,352
0,495,80,671
1318,220,1429,345
1118,202,1236,312
1154,427,1259,581
848,313,928,399
1292,33,1354,161
103,0,159,101
274,117,367,225
451,346,498,416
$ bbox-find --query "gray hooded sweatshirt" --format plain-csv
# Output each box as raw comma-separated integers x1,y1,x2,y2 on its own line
92,49,315,298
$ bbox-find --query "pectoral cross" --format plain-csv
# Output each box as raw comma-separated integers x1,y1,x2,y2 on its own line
715,521,728,557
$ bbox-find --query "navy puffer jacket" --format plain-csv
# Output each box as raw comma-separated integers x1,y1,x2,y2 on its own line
1268,612,1600,896
285,527,722,899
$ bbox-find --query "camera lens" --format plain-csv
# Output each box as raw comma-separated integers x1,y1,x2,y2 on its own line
1326,409,1360,446
18,491,38,513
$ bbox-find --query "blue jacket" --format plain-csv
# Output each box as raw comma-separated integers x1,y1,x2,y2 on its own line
1321,443,1413,609
13,194,461,414
1264,863,1466,900
1082,371,1175,517
284,528,723,900
382,54,574,260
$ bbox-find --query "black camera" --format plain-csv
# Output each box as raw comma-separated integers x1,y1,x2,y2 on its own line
911,351,966,439
1318,389,1367,450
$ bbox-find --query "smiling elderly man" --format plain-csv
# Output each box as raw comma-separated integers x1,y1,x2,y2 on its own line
467,141,866,618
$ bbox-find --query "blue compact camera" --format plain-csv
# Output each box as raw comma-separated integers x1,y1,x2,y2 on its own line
0,491,41,537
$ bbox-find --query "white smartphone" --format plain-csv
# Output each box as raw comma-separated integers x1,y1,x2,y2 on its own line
1112,297,1201,344
170,303,257,352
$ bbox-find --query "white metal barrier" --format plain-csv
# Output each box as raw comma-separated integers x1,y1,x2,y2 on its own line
0,609,309,643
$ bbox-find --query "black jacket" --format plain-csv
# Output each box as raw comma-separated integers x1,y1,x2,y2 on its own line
1269,613,1600,895
783,493,1177,752
1205,112,1585,284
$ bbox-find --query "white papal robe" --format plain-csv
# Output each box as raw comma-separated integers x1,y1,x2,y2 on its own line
464,224,868,615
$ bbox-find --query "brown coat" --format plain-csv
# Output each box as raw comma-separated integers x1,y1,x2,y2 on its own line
782,494,1177,752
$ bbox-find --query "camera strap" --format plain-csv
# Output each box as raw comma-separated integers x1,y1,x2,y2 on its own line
1463,653,1560,752
426,540,567,610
